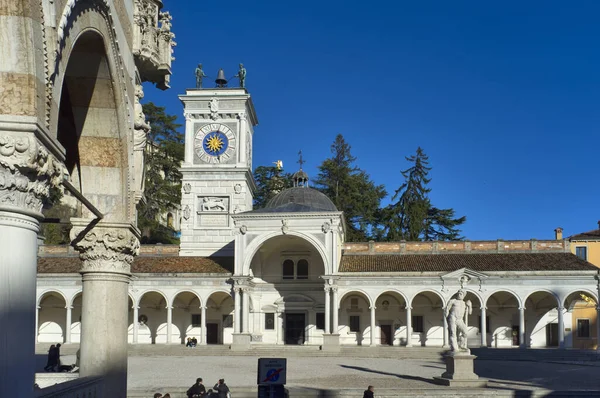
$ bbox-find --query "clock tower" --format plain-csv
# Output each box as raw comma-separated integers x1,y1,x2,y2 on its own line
179,86,258,256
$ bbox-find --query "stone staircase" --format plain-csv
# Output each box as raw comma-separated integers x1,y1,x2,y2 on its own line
471,347,600,364
127,344,446,359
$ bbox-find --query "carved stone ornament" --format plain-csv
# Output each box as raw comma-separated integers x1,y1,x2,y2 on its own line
183,205,191,220
321,221,331,234
0,132,65,215
239,224,247,235
70,225,140,274
200,196,227,212
209,98,219,120
237,111,246,121
281,219,289,234
234,184,242,194
183,183,192,194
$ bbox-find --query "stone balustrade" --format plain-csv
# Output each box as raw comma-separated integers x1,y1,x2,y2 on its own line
343,239,570,254
133,0,176,89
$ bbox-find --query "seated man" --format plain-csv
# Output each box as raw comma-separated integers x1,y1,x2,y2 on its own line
191,337,198,347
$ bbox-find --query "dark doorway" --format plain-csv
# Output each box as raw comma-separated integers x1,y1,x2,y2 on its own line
512,326,520,346
546,323,559,347
285,313,305,345
206,323,219,344
380,324,392,346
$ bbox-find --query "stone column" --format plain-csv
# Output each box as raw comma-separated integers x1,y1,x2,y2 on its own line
0,126,64,397
242,288,249,333
65,305,73,344
233,287,241,334
324,287,331,334
332,287,339,334
406,306,413,347
201,306,207,345
35,306,40,344
370,306,377,347
166,306,173,344
276,311,284,345
596,306,600,351
238,112,247,164
480,307,487,347
71,222,140,398
442,308,449,348
133,306,139,344
519,307,526,349
557,306,565,349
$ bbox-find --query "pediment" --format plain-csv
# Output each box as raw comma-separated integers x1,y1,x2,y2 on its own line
441,268,489,281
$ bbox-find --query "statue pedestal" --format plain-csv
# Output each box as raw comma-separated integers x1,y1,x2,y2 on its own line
433,353,488,388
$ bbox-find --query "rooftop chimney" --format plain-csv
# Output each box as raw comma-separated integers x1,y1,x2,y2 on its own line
554,227,563,240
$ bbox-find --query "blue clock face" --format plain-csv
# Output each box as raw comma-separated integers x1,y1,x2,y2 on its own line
203,131,229,156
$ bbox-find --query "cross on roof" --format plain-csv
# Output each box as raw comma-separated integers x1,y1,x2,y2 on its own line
297,150,304,170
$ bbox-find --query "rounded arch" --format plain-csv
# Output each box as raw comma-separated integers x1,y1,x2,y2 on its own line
374,290,409,307
562,289,599,308
242,231,330,276
37,290,68,308
171,290,203,308
68,290,82,308
408,289,446,308
523,289,560,309
338,289,374,309
484,289,523,309
137,289,169,308
202,289,232,307
455,288,484,308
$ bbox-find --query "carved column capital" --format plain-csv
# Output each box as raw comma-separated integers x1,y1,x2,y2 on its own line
0,131,65,217
70,221,140,275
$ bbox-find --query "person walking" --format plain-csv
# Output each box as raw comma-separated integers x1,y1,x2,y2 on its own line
213,379,230,398
187,377,206,397
363,385,374,398
44,345,56,371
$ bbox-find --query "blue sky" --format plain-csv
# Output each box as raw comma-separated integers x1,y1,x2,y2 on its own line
143,1,599,241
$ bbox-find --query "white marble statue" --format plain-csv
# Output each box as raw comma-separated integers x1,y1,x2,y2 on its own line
445,289,472,353
133,84,151,195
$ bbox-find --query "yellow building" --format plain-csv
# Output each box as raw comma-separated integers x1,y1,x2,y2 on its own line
554,223,600,349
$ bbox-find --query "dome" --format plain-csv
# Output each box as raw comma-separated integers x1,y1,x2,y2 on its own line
254,187,338,213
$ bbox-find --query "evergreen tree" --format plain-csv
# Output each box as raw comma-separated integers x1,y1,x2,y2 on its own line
137,102,184,243
382,147,466,241
253,165,293,209
314,134,386,242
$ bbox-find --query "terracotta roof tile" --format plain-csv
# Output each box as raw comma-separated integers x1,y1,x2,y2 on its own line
569,229,600,241
339,253,598,272
37,256,233,274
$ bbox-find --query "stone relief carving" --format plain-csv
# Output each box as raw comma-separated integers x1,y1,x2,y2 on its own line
183,183,191,194
70,226,140,274
183,205,191,220
239,225,247,235
133,84,150,198
133,0,176,89
321,221,331,234
200,197,227,212
209,98,219,120
234,184,242,194
0,132,65,215
281,219,289,234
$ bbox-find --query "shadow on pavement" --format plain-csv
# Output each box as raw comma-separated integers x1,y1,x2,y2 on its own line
339,364,439,386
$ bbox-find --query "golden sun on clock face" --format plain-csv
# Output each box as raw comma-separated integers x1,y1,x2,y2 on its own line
194,123,236,163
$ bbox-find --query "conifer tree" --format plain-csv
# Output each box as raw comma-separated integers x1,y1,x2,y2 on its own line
253,165,293,209
382,147,466,241
314,134,386,241
137,102,184,243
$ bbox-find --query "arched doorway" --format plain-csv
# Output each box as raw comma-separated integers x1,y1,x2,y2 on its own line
486,291,521,348
564,290,598,349
374,291,407,346
70,292,83,343
410,291,445,347
338,291,372,346
206,292,234,345
525,291,560,348
38,292,67,343
138,291,168,344
172,291,202,344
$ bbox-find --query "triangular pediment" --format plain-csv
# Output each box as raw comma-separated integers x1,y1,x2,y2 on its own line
441,267,489,280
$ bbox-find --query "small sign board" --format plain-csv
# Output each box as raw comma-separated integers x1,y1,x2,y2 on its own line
257,358,287,385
